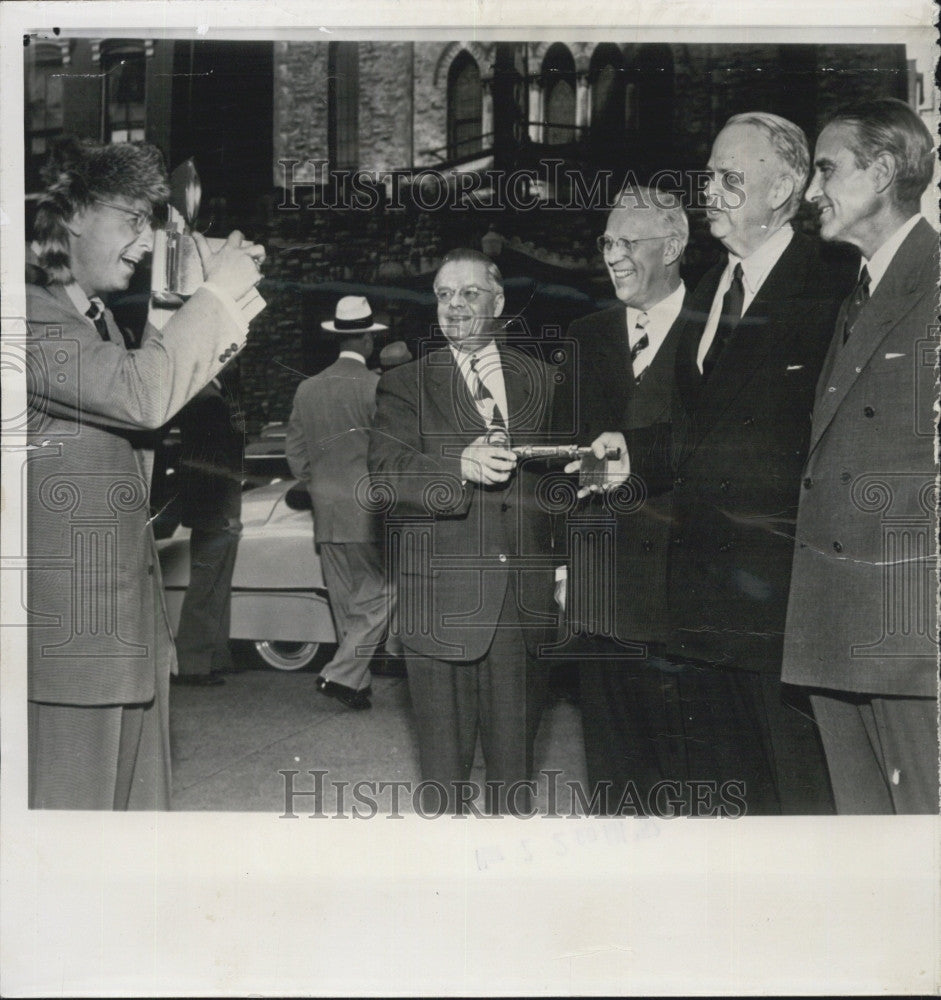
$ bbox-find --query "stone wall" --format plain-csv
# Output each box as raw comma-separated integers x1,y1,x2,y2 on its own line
273,42,330,182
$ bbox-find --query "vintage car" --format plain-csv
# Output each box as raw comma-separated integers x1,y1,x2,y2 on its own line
158,477,337,670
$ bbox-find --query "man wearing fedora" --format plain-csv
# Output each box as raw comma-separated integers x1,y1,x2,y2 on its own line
286,296,392,710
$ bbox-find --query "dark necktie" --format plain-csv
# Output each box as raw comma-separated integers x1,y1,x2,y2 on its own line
630,312,650,383
470,355,508,439
702,262,745,381
86,301,136,349
842,265,871,344
86,302,111,341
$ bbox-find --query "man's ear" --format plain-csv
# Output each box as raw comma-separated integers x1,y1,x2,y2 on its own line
868,150,898,195
493,291,505,319
64,208,86,238
769,174,795,213
663,235,684,266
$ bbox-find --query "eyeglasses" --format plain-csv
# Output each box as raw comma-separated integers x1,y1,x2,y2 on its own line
596,234,672,255
433,285,494,305
94,199,154,234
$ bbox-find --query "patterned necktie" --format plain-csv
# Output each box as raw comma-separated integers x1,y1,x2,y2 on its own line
842,265,871,344
631,312,650,383
702,262,745,381
470,355,508,438
86,301,111,341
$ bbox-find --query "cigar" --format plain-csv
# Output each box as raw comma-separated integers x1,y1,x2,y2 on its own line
511,444,622,460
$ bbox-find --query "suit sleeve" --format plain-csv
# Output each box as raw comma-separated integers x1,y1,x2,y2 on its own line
27,285,247,432
367,367,471,519
285,387,311,487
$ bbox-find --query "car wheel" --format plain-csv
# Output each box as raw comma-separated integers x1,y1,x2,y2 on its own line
253,640,320,671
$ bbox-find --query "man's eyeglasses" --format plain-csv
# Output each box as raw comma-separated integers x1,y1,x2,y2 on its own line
433,285,493,305
94,199,155,234
596,234,672,256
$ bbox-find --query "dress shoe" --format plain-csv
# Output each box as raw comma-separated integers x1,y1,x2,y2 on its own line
315,675,371,710
171,672,225,687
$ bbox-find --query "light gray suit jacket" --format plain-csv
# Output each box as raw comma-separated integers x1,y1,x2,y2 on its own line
782,218,939,697
286,355,380,543
26,282,247,706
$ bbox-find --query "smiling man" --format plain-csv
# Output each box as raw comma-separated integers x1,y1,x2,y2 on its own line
25,137,265,809
368,249,556,815
558,187,692,812
782,98,939,813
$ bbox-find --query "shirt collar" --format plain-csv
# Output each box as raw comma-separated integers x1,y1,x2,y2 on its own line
64,281,105,322
728,223,794,297
451,338,500,376
626,282,685,343
338,350,367,365
863,214,921,293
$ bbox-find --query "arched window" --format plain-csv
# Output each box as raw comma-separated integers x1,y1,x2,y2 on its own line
447,51,482,160
589,44,625,145
101,41,146,143
542,44,576,145
328,42,359,171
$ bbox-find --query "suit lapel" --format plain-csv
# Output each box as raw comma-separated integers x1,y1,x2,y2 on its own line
675,268,720,408
422,346,486,437
808,220,939,454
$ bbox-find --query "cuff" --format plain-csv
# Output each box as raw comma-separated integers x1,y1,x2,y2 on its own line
555,565,567,582
203,281,251,338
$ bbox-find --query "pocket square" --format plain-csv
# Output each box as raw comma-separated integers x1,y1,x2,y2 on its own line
786,364,804,371
884,352,905,360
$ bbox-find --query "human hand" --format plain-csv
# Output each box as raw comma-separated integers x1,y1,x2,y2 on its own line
460,434,518,485
193,230,265,301
565,432,630,498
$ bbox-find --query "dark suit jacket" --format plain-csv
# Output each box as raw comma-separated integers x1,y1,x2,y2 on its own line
560,295,688,644
367,342,557,661
286,356,380,543
783,218,939,697
631,231,855,673
175,376,244,530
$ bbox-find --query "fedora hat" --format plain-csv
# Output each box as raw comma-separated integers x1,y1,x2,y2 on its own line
321,295,388,333
379,340,413,368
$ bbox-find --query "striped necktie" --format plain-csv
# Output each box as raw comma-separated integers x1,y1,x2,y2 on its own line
470,355,508,439
631,312,650,382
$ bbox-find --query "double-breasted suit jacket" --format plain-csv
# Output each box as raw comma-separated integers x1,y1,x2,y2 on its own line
632,233,854,672
782,218,939,697
367,342,557,662
26,281,247,707
561,297,688,645
286,356,381,544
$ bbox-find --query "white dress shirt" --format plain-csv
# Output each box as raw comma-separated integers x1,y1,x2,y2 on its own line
697,223,795,372
863,213,921,294
451,339,509,428
626,281,686,378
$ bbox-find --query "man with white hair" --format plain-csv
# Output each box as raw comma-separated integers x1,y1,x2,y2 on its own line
580,112,855,814
558,186,694,812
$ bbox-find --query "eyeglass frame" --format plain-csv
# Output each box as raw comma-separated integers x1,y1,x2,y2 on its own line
596,234,676,256
93,198,156,234
432,285,498,305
